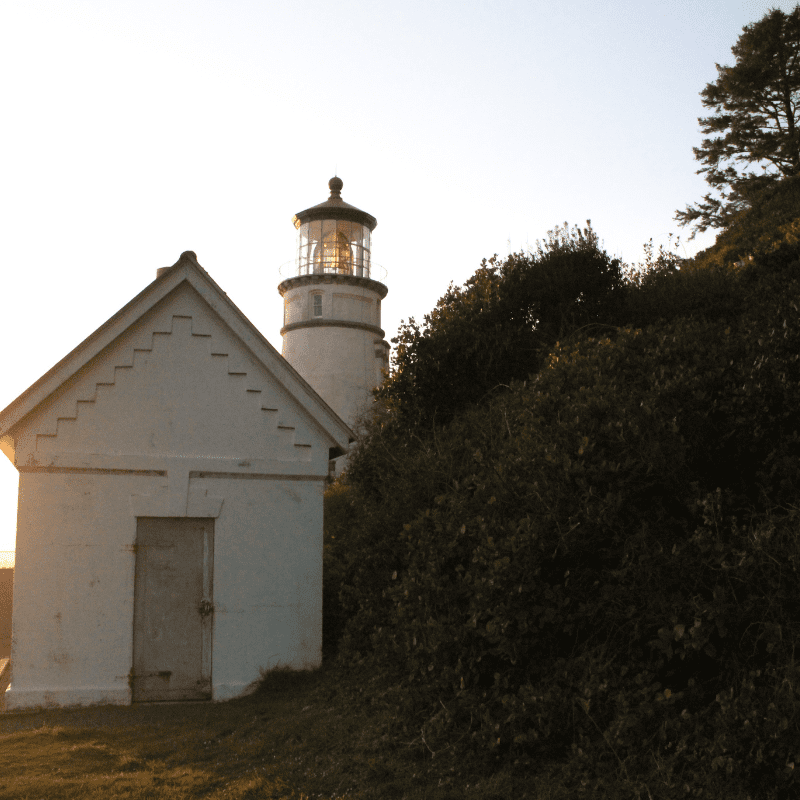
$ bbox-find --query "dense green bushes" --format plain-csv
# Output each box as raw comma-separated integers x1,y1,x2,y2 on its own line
378,223,624,427
325,239,800,796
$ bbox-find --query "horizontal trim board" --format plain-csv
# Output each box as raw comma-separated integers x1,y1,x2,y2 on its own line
18,466,166,476
191,471,327,481
280,319,385,337
278,273,388,298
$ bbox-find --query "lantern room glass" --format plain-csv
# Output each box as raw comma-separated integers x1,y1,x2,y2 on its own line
296,219,372,277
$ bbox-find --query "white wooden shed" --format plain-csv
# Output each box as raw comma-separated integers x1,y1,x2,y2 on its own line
0,251,352,710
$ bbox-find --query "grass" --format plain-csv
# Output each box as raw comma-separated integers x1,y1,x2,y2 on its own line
0,664,549,800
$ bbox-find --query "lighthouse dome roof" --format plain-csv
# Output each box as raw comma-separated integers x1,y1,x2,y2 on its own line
292,177,377,231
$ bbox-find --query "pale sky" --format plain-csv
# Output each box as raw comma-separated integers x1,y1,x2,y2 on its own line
0,0,793,552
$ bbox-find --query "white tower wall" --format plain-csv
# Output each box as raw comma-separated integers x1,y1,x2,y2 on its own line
279,274,389,428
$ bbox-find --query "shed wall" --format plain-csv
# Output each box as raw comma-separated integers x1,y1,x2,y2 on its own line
6,470,323,709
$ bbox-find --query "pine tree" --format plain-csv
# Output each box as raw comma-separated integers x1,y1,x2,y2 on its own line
677,7,800,236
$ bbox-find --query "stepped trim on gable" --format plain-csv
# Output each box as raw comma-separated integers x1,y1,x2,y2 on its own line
32,314,313,461
0,252,353,465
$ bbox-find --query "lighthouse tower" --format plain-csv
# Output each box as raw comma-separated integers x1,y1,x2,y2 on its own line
278,178,389,430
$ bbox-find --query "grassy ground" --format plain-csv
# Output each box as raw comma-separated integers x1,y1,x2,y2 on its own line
0,665,545,800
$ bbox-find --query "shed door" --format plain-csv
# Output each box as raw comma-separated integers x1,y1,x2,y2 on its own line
132,518,214,701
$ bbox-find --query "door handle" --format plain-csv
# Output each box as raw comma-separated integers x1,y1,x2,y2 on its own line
198,600,214,617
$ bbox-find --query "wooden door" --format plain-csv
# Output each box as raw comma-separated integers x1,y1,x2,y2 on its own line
132,518,214,702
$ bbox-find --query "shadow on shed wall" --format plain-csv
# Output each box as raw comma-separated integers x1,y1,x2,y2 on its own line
0,568,12,659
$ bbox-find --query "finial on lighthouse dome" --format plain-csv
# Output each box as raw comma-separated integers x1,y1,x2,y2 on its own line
328,176,343,197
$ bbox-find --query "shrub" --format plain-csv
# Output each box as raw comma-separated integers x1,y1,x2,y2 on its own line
379,223,624,427
327,242,800,793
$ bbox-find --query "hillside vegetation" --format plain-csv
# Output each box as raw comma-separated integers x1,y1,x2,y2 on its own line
325,216,800,798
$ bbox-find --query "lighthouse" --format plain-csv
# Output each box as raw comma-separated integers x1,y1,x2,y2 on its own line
278,178,389,430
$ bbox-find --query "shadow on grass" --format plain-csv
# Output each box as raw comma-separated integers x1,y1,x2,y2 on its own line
0,664,555,800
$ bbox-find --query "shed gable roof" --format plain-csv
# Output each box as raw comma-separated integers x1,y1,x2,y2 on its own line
0,252,352,465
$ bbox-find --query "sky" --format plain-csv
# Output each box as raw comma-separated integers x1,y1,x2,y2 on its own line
0,0,794,553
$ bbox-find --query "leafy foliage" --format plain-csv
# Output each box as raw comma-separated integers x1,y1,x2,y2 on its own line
325,237,800,796
677,6,800,236
377,223,623,427
691,172,800,269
